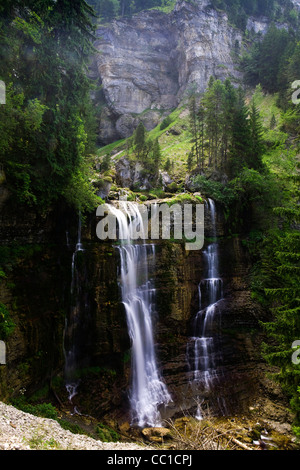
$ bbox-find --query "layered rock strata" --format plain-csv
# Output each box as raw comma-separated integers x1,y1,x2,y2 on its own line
92,0,243,143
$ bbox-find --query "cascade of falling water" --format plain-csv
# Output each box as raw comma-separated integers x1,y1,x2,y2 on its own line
64,213,85,411
187,199,224,414
108,201,172,428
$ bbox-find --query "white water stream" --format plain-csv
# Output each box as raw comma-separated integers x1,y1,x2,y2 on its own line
109,202,172,428
188,199,224,417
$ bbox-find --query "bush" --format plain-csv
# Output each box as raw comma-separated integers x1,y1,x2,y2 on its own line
191,175,233,206
12,398,58,420
166,182,181,193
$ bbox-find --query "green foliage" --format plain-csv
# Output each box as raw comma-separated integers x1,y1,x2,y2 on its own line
160,115,173,130
62,164,104,213
134,122,146,159
187,79,266,178
249,197,300,428
59,419,88,435
12,397,58,420
101,154,112,171
191,176,227,203
241,25,300,113
126,123,164,186
0,302,15,340
96,423,120,442
0,0,99,213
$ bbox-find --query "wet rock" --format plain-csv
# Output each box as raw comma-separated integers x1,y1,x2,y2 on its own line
142,427,172,442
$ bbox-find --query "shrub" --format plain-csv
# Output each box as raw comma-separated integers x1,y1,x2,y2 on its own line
0,303,15,340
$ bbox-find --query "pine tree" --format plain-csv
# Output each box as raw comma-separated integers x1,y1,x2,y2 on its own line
203,79,225,170
222,78,237,169
228,88,251,178
261,200,300,430
134,122,146,160
164,157,171,172
270,113,277,130
248,100,265,171
188,95,200,167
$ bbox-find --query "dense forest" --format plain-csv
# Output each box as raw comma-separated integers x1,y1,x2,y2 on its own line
0,0,300,450
0,0,100,212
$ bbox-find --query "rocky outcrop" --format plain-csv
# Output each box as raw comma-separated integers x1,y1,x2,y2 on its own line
115,156,153,190
0,195,282,428
93,0,244,143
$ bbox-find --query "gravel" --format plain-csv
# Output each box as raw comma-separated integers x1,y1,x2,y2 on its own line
0,402,150,450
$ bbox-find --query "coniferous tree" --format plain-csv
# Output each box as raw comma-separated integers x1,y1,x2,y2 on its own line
248,100,265,171
164,157,171,172
188,95,200,167
202,79,225,170
261,199,300,431
270,113,277,130
134,122,146,160
229,88,251,177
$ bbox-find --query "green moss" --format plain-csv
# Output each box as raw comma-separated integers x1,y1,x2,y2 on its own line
96,423,120,442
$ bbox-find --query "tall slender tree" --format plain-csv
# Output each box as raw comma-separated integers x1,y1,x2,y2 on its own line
248,100,265,171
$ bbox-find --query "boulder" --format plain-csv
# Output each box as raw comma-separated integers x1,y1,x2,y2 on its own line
141,427,172,442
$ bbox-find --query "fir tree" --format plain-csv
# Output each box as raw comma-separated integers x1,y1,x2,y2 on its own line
134,122,146,160
248,100,265,171
270,113,277,130
188,95,200,167
261,200,300,431
229,88,251,178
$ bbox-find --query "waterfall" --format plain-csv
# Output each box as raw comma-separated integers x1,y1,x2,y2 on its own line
109,201,172,428
64,213,86,411
187,199,224,408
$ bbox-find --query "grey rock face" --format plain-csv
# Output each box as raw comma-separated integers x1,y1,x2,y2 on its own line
93,0,243,143
115,156,153,189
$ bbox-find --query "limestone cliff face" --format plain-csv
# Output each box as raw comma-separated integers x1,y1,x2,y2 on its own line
93,0,243,144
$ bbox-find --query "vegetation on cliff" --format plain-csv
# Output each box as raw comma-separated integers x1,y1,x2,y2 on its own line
0,0,101,212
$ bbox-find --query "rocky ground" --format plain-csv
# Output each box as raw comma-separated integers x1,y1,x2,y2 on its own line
0,402,152,450
0,398,299,451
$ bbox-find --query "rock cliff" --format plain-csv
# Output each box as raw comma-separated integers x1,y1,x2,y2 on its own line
92,0,244,144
